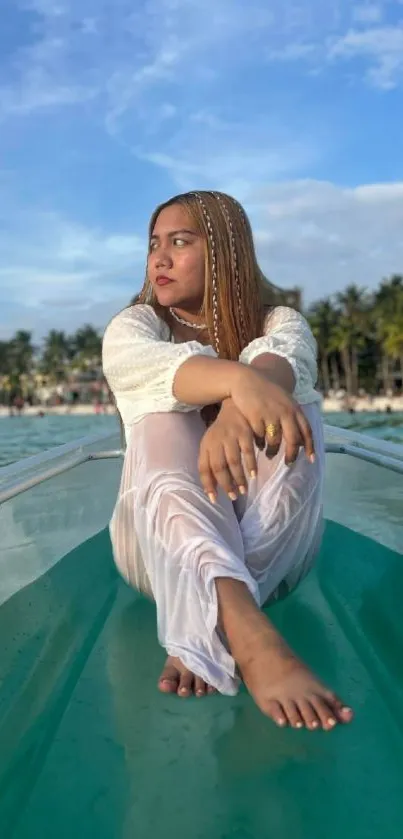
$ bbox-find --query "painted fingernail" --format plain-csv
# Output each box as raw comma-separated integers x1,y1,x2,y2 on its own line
238,485,247,495
311,721,319,729
208,492,216,504
342,706,352,714
228,491,237,501
327,717,336,727
180,687,189,694
250,470,257,479
277,717,286,727
295,722,303,729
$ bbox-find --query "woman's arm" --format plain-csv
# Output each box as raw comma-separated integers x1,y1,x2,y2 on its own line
172,355,247,405
102,305,220,421
249,353,295,393
239,307,318,402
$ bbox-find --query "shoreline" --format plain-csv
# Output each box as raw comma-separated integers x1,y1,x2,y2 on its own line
1,397,403,418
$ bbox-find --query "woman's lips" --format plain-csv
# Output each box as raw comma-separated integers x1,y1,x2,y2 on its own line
156,276,174,286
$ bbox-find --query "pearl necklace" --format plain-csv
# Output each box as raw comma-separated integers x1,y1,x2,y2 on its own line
169,307,207,330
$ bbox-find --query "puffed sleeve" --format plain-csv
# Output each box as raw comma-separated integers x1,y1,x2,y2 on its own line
102,304,217,425
238,306,319,404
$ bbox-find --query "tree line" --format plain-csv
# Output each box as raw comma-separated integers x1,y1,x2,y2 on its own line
0,275,402,397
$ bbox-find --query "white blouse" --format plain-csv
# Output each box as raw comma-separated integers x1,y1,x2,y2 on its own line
102,303,321,437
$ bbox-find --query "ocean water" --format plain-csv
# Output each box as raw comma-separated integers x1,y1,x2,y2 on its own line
0,414,119,467
0,410,402,468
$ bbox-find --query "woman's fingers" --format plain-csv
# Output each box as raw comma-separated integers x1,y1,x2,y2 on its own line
279,412,303,465
295,410,315,461
202,442,238,500
264,420,282,460
199,438,256,501
224,439,250,492
210,463,237,498
239,437,258,479
198,451,217,502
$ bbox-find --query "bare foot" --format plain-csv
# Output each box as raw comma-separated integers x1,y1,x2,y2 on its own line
215,577,353,731
237,632,353,731
158,656,216,698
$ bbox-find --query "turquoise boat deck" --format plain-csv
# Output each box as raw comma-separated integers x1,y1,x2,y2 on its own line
1,519,403,839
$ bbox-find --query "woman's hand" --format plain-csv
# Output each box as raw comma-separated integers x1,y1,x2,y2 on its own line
230,367,315,467
198,399,258,502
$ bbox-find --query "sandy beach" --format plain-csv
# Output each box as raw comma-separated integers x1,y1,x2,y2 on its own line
1,396,403,418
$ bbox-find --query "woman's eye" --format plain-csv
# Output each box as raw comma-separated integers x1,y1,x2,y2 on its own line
173,238,187,247
149,241,158,252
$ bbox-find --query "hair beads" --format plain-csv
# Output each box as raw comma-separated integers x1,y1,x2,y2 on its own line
211,192,247,345
190,192,220,354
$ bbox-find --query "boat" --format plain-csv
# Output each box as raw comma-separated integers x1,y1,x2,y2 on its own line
0,424,402,838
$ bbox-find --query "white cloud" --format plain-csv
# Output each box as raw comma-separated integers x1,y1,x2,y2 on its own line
352,4,383,24
2,179,403,339
246,179,403,301
329,24,403,88
0,211,145,317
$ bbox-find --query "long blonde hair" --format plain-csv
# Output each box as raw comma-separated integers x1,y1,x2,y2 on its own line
136,190,274,360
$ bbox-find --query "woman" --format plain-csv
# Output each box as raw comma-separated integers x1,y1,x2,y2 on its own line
103,190,353,731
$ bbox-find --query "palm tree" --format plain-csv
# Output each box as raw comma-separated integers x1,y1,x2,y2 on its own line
8,330,35,377
0,340,10,376
71,324,102,372
333,285,370,394
40,330,70,382
306,299,335,394
374,275,403,392
383,313,403,386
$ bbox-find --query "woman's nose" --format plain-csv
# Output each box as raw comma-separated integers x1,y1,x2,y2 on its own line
155,245,173,267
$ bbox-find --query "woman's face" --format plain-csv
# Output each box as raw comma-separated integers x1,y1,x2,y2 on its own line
147,204,206,312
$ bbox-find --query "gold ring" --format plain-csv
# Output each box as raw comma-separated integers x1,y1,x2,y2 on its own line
266,423,279,440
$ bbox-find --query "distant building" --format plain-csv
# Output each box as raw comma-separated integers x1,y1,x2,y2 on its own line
260,277,302,311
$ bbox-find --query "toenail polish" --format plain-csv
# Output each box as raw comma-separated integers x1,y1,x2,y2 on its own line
342,706,352,713
277,717,286,727
311,721,319,729
238,485,247,495
328,717,336,727
296,722,303,729
208,493,216,504
250,470,257,479
228,492,237,501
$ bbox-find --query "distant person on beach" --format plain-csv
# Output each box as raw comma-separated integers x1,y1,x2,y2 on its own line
103,190,353,732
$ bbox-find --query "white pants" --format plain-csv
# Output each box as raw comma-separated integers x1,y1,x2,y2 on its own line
110,404,325,695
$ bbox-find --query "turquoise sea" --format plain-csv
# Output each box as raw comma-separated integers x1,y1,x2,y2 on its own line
0,411,402,468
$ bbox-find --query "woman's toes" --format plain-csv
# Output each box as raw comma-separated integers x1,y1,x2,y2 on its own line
283,700,304,729
207,685,217,695
266,700,288,728
325,691,353,724
158,663,179,694
339,705,354,723
178,671,193,697
194,676,206,697
298,699,320,730
311,696,338,731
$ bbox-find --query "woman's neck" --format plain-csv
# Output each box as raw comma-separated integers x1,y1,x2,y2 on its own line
166,311,209,345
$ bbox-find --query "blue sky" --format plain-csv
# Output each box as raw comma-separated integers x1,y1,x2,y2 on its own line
1,0,403,339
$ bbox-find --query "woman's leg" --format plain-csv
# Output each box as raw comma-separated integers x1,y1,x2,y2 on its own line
112,407,352,727
237,403,325,605
111,410,259,696
216,404,352,729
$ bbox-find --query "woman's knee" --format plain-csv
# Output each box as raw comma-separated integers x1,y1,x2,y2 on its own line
130,410,206,472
